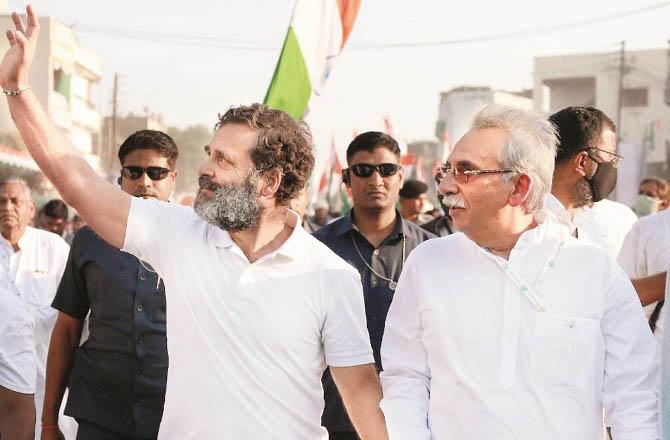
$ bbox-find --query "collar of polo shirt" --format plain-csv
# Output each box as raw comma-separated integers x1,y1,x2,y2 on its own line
205,209,307,261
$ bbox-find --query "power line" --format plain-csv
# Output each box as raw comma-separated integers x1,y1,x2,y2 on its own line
73,1,670,51
354,1,670,49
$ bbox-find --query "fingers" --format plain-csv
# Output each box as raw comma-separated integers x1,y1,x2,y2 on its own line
26,5,40,38
11,12,26,35
13,29,28,48
5,30,15,46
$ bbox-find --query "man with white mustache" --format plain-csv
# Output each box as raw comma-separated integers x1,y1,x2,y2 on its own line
380,105,659,439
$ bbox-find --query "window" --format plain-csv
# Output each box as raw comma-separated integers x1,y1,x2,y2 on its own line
621,88,648,107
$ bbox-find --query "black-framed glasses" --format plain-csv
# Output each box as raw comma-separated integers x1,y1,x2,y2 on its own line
434,163,516,184
121,166,172,181
348,163,400,178
583,147,624,169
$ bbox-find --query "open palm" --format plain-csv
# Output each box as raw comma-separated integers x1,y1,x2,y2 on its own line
0,5,39,90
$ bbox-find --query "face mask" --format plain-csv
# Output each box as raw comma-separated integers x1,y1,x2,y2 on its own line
633,194,661,217
586,160,617,202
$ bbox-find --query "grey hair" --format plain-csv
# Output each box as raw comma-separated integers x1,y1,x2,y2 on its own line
471,105,558,213
0,177,33,200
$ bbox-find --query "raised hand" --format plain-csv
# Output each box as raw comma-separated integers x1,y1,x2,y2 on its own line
0,5,39,91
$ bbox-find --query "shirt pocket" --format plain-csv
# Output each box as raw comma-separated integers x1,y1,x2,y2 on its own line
530,313,603,389
21,273,58,308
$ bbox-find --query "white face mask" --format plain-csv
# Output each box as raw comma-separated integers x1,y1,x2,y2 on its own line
633,194,661,217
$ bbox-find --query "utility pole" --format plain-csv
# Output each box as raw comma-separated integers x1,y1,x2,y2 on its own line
616,41,625,143
109,73,118,172
664,39,670,106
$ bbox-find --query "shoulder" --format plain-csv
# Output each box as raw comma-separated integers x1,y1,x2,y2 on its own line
591,199,638,227
28,226,69,252
304,232,358,275
406,232,472,265
313,216,346,242
402,219,437,242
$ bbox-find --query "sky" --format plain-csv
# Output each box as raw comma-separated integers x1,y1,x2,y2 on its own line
5,0,670,170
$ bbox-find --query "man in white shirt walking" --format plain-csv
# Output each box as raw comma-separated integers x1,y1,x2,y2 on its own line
0,178,69,439
546,106,637,257
0,7,387,439
380,105,659,439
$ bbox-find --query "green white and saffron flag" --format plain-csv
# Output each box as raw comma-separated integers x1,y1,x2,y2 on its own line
264,0,361,119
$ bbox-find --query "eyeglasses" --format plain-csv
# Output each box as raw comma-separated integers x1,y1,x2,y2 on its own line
584,147,624,169
121,166,172,181
347,163,400,178
434,163,516,184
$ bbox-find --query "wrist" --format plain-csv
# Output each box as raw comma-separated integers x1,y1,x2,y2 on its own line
1,82,30,93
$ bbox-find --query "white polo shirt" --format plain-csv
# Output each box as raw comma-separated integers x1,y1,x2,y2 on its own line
0,288,36,394
123,198,373,439
380,214,659,439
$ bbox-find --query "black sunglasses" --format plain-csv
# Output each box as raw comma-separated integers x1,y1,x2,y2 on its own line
348,163,400,178
121,166,171,181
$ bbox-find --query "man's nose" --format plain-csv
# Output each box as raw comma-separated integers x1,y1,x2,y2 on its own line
438,175,457,195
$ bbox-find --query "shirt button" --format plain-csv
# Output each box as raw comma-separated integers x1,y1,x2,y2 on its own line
372,249,379,256
137,338,143,345
136,368,143,375
140,274,146,281
137,304,143,313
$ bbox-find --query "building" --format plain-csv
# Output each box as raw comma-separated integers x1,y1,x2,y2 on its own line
435,86,533,159
101,112,167,171
534,48,670,204
0,5,103,172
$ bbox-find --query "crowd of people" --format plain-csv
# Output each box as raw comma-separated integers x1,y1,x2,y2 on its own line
1,5,670,440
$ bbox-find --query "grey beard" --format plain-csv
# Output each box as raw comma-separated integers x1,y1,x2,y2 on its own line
570,178,594,209
193,178,261,232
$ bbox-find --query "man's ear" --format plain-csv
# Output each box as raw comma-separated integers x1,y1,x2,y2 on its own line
342,169,351,187
573,151,591,177
508,173,532,208
260,169,283,199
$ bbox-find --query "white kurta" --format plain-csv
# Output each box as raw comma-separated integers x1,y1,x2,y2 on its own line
0,226,69,439
0,286,36,394
380,215,658,440
546,195,637,257
618,209,670,344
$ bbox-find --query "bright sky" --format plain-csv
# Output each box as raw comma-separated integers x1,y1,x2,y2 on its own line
6,0,670,169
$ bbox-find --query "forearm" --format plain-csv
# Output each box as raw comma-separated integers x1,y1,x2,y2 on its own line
345,382,387,440
41,321,81,424
632,271,667,306
8,91,97,207
0,387,35,440
331,364,388,440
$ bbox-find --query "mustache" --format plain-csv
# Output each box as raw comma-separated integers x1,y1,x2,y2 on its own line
198,176,221,192
442,194,465,209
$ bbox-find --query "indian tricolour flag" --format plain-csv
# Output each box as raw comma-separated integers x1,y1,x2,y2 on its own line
264,0,361,119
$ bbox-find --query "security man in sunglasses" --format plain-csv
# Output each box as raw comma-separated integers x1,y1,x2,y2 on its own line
42,130,178,440
314,131,435,440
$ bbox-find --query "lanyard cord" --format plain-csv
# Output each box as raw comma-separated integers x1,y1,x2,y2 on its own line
482,239,564,312
350,231,406,289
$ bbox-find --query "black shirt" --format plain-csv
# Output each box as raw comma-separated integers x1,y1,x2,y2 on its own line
313,210,435,434
421,215,453,237
52,227,168,438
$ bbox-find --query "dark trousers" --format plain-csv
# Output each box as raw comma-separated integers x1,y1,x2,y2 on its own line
329,433,359,440
76,420,156,440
